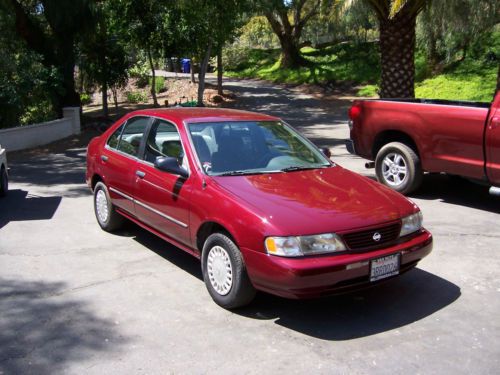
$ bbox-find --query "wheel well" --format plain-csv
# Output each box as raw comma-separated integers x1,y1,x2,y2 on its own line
91,174,103,191
372,131,419,158
196,222,235,252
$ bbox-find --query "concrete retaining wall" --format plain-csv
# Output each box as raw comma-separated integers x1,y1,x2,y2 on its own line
0,107,81,151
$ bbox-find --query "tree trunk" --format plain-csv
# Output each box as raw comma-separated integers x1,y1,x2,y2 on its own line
190,59,196,84
101,81,108,118
217,46,223,96
147,46,159,107
278,34,307,68
378,10,416,98
111,87,118,109
197,42,213,107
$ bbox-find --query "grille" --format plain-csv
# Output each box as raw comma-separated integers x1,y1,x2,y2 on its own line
341,222,401,251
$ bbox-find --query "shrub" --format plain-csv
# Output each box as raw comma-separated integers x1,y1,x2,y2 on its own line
80,93,92,105
126,91,148,104
19,100,57,125
149,76,165,93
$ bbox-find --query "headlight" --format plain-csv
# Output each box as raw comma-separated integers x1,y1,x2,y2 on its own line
400,211,423,237
265,233,346,257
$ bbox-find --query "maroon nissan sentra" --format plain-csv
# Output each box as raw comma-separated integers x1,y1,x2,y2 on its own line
86,108,432,308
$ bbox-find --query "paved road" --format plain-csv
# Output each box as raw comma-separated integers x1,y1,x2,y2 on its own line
1,78,499,374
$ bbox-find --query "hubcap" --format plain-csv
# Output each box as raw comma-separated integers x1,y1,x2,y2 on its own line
207,246,233,295
382,152,408,187
95,189,109,223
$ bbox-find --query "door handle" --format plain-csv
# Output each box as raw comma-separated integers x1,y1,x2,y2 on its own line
136,170,146,178
101,155,108,162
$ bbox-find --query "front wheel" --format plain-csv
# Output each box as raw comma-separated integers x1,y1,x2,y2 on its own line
375,142,423,195
0,166,8,197
202,233,256,309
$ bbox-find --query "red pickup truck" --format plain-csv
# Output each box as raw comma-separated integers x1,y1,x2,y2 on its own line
347,92,500,195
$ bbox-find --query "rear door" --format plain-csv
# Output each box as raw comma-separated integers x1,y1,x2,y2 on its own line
134,119,193,246
101,116,151,215
485,94,500,185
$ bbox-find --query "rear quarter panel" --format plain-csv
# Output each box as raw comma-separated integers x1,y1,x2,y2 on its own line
352,100,489,179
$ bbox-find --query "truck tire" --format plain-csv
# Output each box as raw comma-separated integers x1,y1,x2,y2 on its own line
375,142,423,195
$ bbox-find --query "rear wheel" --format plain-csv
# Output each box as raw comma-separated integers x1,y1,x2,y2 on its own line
202,233,256,309
375,142,422,195
0,166,8,197
93,181,124,231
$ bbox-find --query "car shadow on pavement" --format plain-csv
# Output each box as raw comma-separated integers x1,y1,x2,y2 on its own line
0,278,129,374
117,222,203,281
237,269,460,341
0,189,62,229
412,174,500,214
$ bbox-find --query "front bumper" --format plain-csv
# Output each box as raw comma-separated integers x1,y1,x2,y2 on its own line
242,230,433,299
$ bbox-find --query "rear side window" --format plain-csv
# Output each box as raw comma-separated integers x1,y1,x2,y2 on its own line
116,117,149,157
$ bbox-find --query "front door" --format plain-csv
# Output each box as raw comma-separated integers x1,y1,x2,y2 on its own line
134,119,193,245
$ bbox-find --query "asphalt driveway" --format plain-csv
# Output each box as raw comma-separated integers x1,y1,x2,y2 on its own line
1,78,499,374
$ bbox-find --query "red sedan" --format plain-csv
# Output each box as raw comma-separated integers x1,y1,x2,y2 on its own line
86,108,432,308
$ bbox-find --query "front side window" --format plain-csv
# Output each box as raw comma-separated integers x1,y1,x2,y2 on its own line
144,120,184,163
116,117,149,157
188,121,330,175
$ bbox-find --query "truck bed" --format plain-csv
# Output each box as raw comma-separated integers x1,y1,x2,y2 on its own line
365,98,491,108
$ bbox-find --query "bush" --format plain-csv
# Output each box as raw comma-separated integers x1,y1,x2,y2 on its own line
80,93,92,105
19,100,57,125
126,91,148,104
149,76,165,93
129,61,149,88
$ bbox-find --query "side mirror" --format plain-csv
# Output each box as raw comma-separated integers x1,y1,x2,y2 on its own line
320,147,332,159
154,156,189,178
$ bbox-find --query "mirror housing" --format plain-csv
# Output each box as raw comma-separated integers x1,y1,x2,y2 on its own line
154,157,189,178
320,147,332,159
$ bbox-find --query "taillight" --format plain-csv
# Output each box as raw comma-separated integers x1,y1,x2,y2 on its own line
348,103,361,120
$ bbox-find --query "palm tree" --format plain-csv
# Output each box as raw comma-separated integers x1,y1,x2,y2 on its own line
350,0,428,98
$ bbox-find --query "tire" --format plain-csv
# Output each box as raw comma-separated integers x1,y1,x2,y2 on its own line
0,166,8,197
375,142,423,195
201,233,256,309
93,181,124,231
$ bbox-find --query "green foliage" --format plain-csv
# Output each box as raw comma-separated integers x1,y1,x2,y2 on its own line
149,76,165,93
126,91,148,104
80,93,92,105
226,42,380,84
19,100,57,125
356,85,378,97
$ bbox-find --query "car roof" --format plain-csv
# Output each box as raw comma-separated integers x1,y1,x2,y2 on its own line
127,107,280,123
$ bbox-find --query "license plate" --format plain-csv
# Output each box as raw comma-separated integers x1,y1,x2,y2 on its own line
370,253,401,282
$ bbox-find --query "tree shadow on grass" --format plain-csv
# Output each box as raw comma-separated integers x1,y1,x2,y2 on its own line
0,278,129,374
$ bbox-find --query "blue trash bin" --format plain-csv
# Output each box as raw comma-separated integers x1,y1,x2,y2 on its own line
181,58,191,74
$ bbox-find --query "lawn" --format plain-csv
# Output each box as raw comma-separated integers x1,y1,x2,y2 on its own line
225,39,498,102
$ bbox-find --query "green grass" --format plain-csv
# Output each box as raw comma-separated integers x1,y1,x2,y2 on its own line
225,42,380,85
225,39,498,102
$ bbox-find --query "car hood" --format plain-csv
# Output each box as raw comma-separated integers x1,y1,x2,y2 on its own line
211,166,417,235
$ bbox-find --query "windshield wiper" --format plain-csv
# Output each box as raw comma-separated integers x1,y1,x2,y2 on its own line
281,165,322,172
217,170,268,176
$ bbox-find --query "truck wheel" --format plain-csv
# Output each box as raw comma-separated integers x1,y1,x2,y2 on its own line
202,233,256,309
375,142,423,195
0,166,8,197
94,181,124,231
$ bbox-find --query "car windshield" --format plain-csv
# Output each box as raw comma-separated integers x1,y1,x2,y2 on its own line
188,121,331,176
